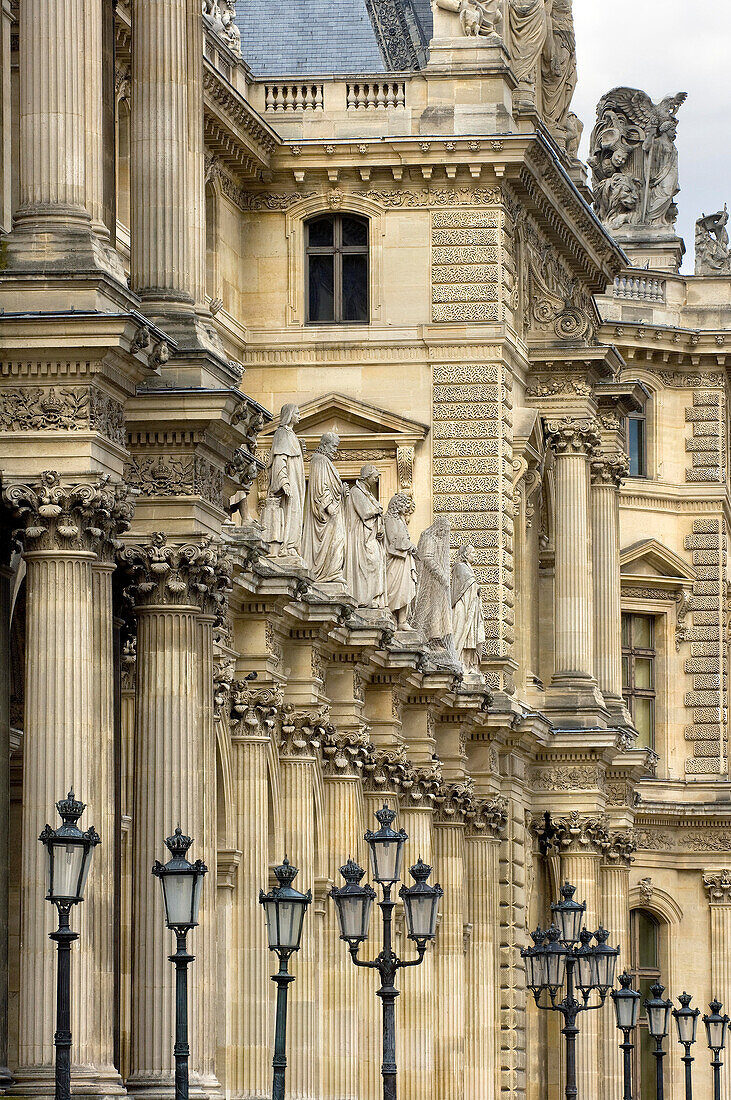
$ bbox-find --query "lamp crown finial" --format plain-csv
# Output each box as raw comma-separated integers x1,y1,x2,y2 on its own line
164,826,193,858
710,999,724,1014
679,991,693,1007
56,790,86,825
375,804,397,828
546,924,561,943
409,857,433,882
619,970,634,989
560,881,577,901
650,981,666,998
529,926,546,947
595,926,610,944
339,858,365,884
274,856,299,887
579,928,593,946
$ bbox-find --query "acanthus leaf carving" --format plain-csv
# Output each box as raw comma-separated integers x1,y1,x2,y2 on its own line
3,471,131,555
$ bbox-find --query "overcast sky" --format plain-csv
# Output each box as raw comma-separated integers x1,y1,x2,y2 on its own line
571,0,731,272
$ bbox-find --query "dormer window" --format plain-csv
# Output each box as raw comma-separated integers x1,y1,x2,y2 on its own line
306,214,369,324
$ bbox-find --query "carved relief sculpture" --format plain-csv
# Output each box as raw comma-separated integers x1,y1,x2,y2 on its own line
451,544,486,681
260,404,306,560
345,465,387,608
384,493,418,629
303,432,348,586
508,0,549,107
695,207,731,275
435,0,504,38
409,515,462,674
540,0,577,143
589,88,687,231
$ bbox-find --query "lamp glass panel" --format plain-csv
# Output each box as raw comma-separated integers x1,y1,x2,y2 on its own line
707,1017,728,1050
262,898,278,950
557,906,583,944
77,844,95,901
52,842,85,901
161,872,195,928
647,1001,671,1038
276,900,298,951
546,948,566,989
615,992,640,1030
576,952,594,990
527,951,547,990
191,873,204,926
370,837,405,884
336,894,371,941
675,1011,698,1045
596,951,617,989
404,893,438,940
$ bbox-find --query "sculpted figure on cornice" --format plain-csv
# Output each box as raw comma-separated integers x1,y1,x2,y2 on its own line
589,88,687,231
303,432,348,586
451,545,486,682
346,465,388,609
202,0,241,54
508,0,549,108
540,0,577,142
435,0,504,38
3,471,132,556
260,403,306,561
695,208,731,276
409,515,463,675
384,493,418,629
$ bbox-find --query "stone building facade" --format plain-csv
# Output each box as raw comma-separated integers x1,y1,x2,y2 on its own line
0,2,730,1100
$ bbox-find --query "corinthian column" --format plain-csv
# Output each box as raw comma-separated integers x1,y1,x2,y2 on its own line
0,532,13,1089
600,833,635,1100
591,454,630,715
703,871,731,1100
121,534,224,1100
227,684,281,1098
465,800,507,1100
433,787,468,1100
3,473,123,1097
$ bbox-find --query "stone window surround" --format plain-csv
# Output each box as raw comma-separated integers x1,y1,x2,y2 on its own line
285,194,385,326
620,595,674,779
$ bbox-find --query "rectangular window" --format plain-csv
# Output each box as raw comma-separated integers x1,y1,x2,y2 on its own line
628,414,647,477
621,613,656,751
306,214,369,324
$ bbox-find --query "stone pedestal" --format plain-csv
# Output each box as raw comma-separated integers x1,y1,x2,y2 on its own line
612,227,685,275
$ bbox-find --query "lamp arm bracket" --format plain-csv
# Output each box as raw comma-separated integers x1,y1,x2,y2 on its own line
399,945,428,969
348,946,380,970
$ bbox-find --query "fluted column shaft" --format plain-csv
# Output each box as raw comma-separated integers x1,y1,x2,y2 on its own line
547,421,599,682
279,751,318,1100
128,604,203,1100
17,549,95,1091
704,875,731,1100
0,559,11,1087
83,0,106,234
600,860,630,1100
131,0,196,306
322,771,363,1100
397,803,435,1100
560,849,601,1100
465,834,500,1098
185,0,206,307
18,0,88,222
433,820,465,1100
591,459,627,703
230,723,270,1097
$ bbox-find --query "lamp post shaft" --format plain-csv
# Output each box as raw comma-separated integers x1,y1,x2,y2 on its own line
620,1034,633,1100
681,1046,693,1100
51,905,78,1100
562,956,578,1100
271,957,294,1100
712,1054,722,1100
378,891,398,1100
652,1038,665,1100
171,931,193,1100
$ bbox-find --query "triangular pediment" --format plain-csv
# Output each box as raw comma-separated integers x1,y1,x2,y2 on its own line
260,393,429,447
620,539,695,584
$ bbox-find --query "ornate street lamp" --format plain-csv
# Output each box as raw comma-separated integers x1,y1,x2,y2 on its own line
521,882,619,1100
331,806,442,1100
260,857,311,1100
645,981,673,1100
152,828,207,1100
612,971,641,1100
704,999,730,1100
39,791,100,1100
673,991,700,1100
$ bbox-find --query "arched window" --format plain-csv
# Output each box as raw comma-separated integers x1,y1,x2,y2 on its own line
305,213,369,324
630,909,662,1097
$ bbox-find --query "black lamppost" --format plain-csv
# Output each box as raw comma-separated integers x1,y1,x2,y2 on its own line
612,970,641,1100
673,991,700,1100
331,805,443,1100
520,882,619,1100
39,791,100,1100
152,827,207,1100
703,999,730,1100
645,981,673,1100
259,857,311,1100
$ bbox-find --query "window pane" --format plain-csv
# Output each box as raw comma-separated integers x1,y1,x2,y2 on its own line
341,215,368,247
622,614,631,647
342,254,368,321
629,417,646,477
634,697,654,749
622,656,630,688
633,615,654,650
640,1030,656,1097
308,255,335,322
637,912,658,968
635,658,654,690
308,217,334,248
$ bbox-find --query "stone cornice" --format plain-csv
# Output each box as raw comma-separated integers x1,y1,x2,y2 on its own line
202,62,278,174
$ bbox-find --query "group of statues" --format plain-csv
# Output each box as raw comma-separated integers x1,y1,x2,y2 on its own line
696,207,731,276
202,0,241,54
260,406,487,679
589,88,687,233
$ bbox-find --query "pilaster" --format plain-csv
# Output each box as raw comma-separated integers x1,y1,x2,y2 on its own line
703,871,731,1100
591,452,631,721
599,831,636,1100
0,528,14,1089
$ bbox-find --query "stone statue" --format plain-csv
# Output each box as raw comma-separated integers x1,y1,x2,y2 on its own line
303,432,347,585
589,88,687,230
202,0,241,54
260,404,305,559
345,465,387,608
541,0,577,138
435,0,504,37
565,111,583,159
695,207,731,275
508,0,549,106
409,516,462,673
384,493,418,629
451,545,486,680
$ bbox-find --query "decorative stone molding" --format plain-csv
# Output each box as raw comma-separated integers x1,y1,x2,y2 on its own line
229,682,284,739
120,635,137,694
4,471,131,555
638,876,654,903
0,385,125,446
591,452,630,487
212,655,236,721
703,870,731,904
532,810,610,855
119,532,232,610
545,418,601,457
526,376,593,399
279,704,332,759
529,765,606,793
606,779,640,808
602,830,637,866
125,454,225,510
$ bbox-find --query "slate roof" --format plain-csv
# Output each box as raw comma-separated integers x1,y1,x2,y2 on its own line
236,0,431,77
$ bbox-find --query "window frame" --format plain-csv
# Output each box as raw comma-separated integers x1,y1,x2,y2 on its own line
305,213,370,325
629,909,662,1098
627,410,648,478
622,612,656,753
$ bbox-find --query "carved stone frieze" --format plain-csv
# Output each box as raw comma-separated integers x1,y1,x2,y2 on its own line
703,870,731,903
4,471,132,555
0,385,125,446
606,779,640,809
229,682,284,739
545,418,601,457
125,454,225,510
525,376,593,399
529,765,606,793
119,532,232,611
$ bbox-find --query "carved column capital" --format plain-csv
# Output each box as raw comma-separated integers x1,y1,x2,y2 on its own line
321,725,374,778
464,796,508,839
433,779,476,826
3,471,132,555
230,682,284,741
279,704,331,759
362,744,411,798
119,532,232,610
703,870,731,904
591,452,630,488
532,810,610,856
545,418,601,457
601,829,637,867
